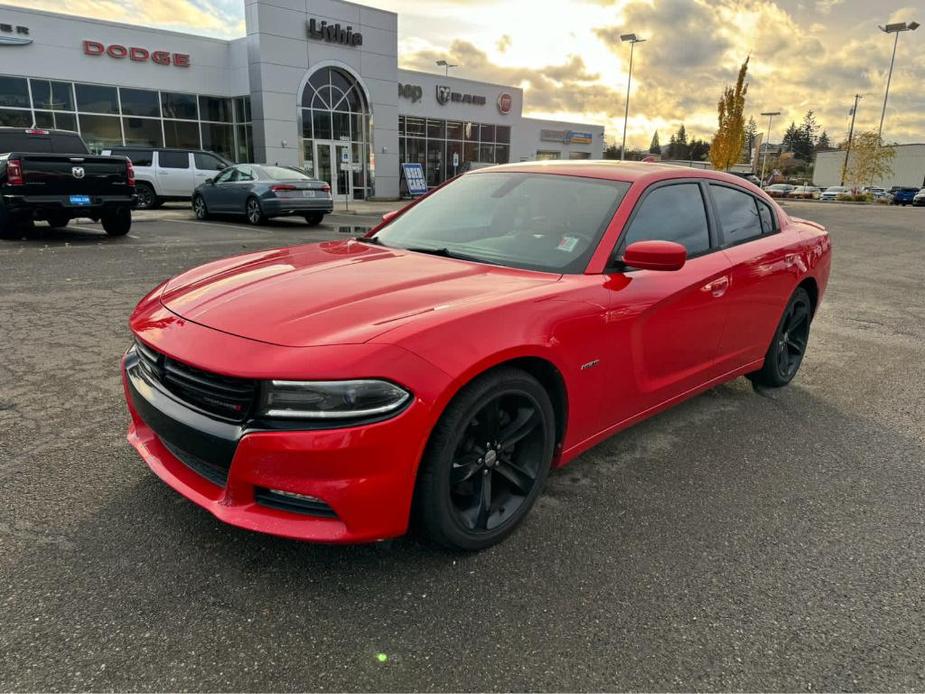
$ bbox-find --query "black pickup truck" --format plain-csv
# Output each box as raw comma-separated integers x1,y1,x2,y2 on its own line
0,127,136,238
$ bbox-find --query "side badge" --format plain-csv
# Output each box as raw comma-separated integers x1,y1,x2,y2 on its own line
580,359,600,371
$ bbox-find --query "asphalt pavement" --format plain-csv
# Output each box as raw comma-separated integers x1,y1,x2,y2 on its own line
1,202,924,691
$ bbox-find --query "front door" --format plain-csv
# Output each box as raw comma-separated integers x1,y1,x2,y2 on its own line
313,141,353,198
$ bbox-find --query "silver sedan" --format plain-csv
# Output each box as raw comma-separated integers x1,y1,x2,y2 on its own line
192,164,334,226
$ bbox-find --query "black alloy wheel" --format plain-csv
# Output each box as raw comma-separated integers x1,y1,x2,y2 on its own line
135,183,157,210
748,287,812,387
304,212,324,227
415,367,556,550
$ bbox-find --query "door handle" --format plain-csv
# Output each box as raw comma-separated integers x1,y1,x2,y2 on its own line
702,276,730,297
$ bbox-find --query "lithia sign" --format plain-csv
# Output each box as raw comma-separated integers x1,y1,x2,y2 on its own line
307,19,363,47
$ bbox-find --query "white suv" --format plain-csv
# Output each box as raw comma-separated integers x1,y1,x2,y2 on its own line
101,147,231,209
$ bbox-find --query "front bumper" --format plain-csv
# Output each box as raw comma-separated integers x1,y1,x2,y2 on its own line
122,349,433,543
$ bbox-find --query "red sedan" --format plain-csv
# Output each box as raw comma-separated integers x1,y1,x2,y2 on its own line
123,162,831,550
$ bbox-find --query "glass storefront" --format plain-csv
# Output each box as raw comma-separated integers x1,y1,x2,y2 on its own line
399,116,511,186
0,74,253,162
300,67,370,199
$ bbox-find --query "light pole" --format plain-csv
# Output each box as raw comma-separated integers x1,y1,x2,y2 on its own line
619,33,645,161
841,94,862,186
435,59,459,77
877,21,919,140
759,110,780,184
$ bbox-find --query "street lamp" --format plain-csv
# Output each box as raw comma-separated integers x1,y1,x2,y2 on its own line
759,110,781,183
877,20,919,140
435,59,459,77
619,33,646,161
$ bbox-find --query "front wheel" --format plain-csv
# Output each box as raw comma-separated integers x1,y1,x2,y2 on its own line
101,208,132,236
304,212,324,227
246,197,266,225
414,367,556,551
748,287,813,388
192,194,209,220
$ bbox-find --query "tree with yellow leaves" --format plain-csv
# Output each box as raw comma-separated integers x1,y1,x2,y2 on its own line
709,57,749,171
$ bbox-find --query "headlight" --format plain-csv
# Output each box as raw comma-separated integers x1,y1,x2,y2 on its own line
258,380,411,420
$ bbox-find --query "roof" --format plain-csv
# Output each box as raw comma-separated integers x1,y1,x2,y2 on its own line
475,159,756,187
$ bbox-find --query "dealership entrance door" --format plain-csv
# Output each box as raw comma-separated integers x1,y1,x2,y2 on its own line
313,141,353,198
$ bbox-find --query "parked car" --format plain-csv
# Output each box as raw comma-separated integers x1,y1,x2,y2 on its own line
0,127,135,237
820,186,848,201
728,172,762,186
764,183,795,198
192,163,333,226
101,147,231,209
788,185,821,200
122,162,832,550
862,186,890,200
912,189,925,207
889,187,920,206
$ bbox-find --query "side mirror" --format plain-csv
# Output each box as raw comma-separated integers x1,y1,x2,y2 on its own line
619,240,687,271
205,178,214,185
381,209,400,224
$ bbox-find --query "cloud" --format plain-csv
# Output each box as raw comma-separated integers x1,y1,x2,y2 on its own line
496,34,512,53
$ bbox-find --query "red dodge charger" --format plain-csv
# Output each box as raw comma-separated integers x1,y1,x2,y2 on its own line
123,162,831,550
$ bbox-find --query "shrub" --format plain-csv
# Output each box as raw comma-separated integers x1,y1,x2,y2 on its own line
836,193,872,203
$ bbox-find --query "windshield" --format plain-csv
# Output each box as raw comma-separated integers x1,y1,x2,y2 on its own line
374,172,630,274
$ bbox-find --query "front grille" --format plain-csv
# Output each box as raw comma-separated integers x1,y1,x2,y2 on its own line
254,488,338,518
162,439,229,487
135,340,257,422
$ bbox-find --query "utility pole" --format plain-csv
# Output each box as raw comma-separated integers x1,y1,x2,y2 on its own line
759,111,780,184
841,94,862,187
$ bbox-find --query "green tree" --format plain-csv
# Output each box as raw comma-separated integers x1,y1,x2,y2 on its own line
603,143,621,160
743,116,759,163
689,138,710,161
649,131,661,154
842,131,895,189
709,56,750,170
816,130,831,151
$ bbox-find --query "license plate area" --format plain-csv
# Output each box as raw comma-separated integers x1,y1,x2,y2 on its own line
69,195,91,206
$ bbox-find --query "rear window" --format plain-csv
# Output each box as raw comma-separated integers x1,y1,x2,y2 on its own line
260,165,311,181
158,151,189,169
114,149,154,167
0,130,89,154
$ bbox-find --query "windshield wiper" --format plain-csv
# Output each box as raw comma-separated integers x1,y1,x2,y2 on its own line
404,246,454,257
356,235,384,246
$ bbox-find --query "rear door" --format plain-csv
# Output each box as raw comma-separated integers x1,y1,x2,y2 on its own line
710,183,796,368
155,150,195,197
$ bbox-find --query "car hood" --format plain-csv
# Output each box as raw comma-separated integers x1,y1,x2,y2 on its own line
159,240,560,347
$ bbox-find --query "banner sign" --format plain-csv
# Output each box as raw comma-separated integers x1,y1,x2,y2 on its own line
401,163,428,196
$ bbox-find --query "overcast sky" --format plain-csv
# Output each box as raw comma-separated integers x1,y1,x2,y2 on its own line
9,0,925,147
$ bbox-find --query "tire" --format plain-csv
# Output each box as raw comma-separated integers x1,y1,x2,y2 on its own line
135,183,160,210
414,367,556,551
0,206,16,239
46,212,70,229
101,208,132,236
245,197,266,225
304,212,324,227
747,287,813,388
192,194,209,220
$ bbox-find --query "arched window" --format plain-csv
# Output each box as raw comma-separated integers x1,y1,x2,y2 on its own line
300,67,370,199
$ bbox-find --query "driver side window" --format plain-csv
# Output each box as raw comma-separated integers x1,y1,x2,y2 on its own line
214,167,237,184
622,183,711,256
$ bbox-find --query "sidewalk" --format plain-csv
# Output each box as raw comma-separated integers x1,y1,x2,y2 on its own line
330,198,411,216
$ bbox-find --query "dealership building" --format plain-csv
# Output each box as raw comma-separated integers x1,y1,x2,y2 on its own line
0,0,605,199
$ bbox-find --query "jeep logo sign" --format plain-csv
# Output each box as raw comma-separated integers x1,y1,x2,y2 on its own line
398,83,423,103
307,19,363,47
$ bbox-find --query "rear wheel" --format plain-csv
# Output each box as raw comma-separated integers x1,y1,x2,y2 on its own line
0,206,16,238
304,212,324,227
135,183,160,210
414,367,556,551
246,197,266,225
101,208,132,236
748,287,812,388
192,194,209,220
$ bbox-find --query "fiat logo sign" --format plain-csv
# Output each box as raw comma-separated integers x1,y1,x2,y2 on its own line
497,92,513,115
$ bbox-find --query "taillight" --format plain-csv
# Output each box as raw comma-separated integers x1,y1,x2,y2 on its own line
321,183,331,194
25,128,49,136
270,184,296,192
7,158,24,186
126,160,136,187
